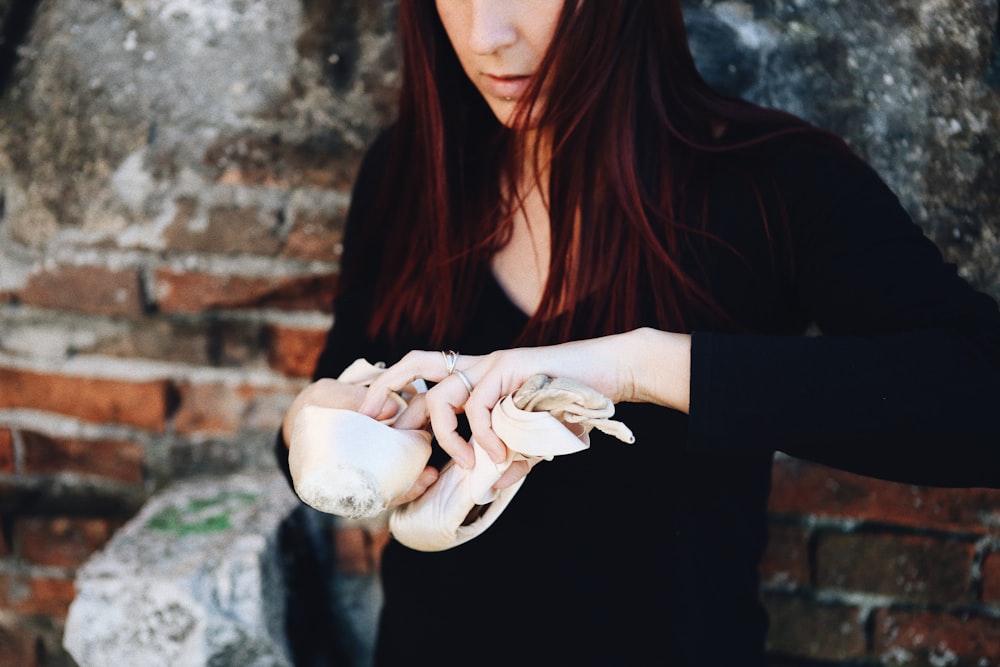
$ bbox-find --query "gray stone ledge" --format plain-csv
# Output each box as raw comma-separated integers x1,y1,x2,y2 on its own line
64,469,300,667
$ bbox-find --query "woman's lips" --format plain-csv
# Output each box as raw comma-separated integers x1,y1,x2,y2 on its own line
481,74,532,100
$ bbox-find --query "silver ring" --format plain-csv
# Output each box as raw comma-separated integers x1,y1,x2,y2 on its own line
441,350,459,375
454,369,474,395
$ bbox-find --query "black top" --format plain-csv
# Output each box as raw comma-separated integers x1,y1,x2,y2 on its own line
278,126,1000,666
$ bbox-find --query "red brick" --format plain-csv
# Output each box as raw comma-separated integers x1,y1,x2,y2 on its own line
370,526,390,572
266,325,327,378
769,456,1000,534
815,532,973,605
0,428,13,474
0,368,170,432
0,573,76,618
760,523,811,587
761,592,868,661
333,524,390,575
18,264,144,317
333,526,373,575
875,609,1000,665
204,136,361,190
15,517,121,568
20,431,143,483
163,201,284,255
282,210,346,262
982,551,1000,603
155,268,337,313
173,382,287,435
0,619,40,667
0,480,17,507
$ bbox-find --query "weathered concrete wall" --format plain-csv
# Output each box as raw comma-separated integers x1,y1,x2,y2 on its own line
0,1,998,666
0,2,400,665
686,0,1000,296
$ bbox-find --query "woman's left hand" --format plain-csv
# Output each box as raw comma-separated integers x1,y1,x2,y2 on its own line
358,328,691,471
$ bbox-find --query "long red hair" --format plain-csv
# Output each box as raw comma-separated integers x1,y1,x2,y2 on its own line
345,1,843,347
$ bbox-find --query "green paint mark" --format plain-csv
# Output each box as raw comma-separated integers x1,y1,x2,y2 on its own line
147,491,257,537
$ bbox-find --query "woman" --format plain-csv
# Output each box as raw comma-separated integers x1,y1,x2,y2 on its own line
279,1,1000,664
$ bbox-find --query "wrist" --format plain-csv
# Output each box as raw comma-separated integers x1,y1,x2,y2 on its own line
625,327,691,413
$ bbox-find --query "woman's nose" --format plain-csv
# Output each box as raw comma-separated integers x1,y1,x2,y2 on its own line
468,1,518,55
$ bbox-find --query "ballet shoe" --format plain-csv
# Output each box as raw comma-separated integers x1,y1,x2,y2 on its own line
389,374,635,552
289,405,432,519
388,439,533,552
287,359,431,519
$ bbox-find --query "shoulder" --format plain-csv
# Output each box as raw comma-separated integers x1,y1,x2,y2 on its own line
704,124,908,231
760,129,892,204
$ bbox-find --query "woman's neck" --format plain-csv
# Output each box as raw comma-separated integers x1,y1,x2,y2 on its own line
489,129,557,318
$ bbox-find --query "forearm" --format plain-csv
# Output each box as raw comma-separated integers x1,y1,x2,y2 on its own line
687,328,1000,487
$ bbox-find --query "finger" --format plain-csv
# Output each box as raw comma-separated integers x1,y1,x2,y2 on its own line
358,350,475,417
425,375,477,468
389,465,439,507
310,379,369,410
390,393,430,430
463,373,508,463
493,459,530,490
377,401,403,422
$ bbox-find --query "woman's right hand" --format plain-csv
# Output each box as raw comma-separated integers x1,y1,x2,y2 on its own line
282,378,439,507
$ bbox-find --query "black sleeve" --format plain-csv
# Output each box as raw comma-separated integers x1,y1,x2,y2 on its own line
275,127,397,481
687,146,1000,488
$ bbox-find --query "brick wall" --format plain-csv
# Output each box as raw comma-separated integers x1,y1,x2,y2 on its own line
0,1,399,662
0,175,344,664
1,1,999,666
763,456,1000,665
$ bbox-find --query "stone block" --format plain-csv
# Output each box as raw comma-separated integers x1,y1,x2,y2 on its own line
154,269,337,314
0,573,76,619
15,517,123,569
981,550,1000,604
265,324,327,378
815,531,974,605
769,456,1000,533
874,608,1000,666
64,470,300,667
759,522,811,587
20,431,144,483
172,381,294,436
0,427,13,474
0,618,43,667
0,367,171,432
163,203,284,256
761,592,868,661
18,265,145,318
282,209,347,263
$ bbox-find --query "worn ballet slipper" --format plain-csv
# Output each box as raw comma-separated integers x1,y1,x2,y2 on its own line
509,375,636,445
389,374,634,552
388,439,534,552
289,406,432,519
288,358,431,519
